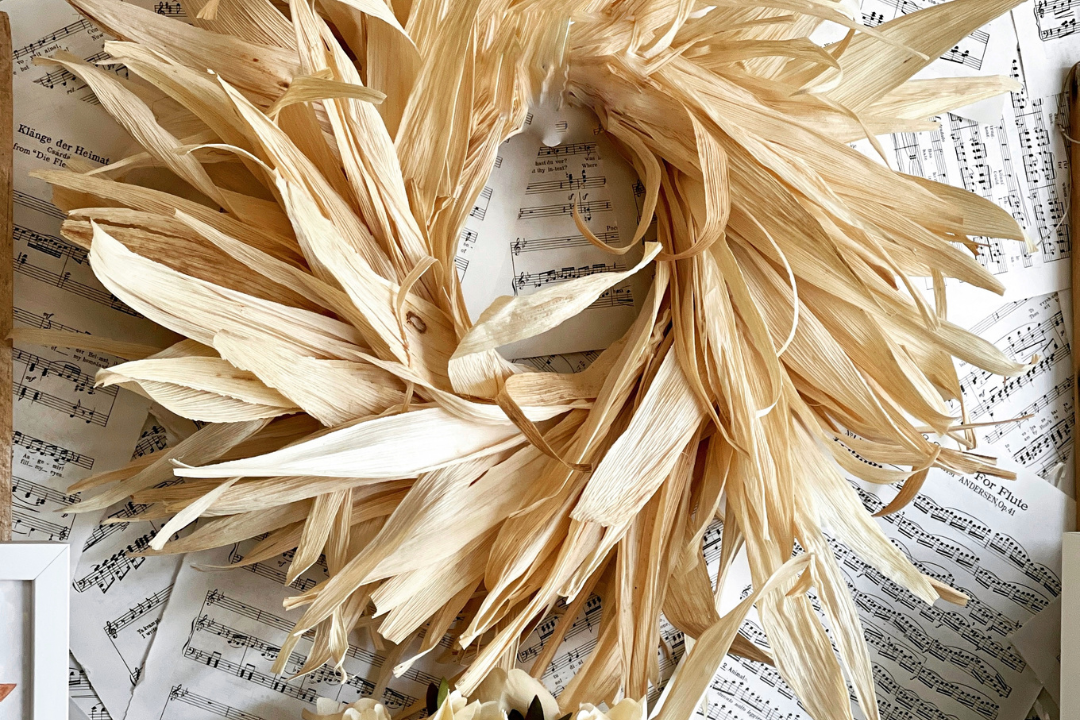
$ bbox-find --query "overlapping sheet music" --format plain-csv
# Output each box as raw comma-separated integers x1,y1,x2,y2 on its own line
0,0,1060,718
1014,0,1080,97
1011,596,1062,707
70,656,111,720
7,0,176,576
69,419,190,720
126,542,453,720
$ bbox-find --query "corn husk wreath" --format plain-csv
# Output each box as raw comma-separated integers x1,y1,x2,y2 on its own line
30,0,1036,717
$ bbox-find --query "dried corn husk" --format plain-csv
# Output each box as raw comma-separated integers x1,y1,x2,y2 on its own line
47,0,1030,718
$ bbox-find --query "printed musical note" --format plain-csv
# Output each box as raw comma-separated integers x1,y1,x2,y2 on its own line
14,380,107,426
154,1,187,17
517,199,612,221
12,506,70,540
104,586,173,639
1033,0,1080,40
12,17,94,62
456,103,650,359
454,255,469,279
511,261,626,293
182,646,321,704
13,429,94,469
14,225,139,316
956,293,1073,485
14,346,117,394
12,474,78,507
848,0,1002,72
83,501,149,551
133,424,168,458
34,50,129,94
512,351,601,374
166,685,267,720
510,231,618,256
536,141,597,158
525,169,606,195
691,458,1064,720
125,538,439,720
73,540,152,594
469,186,494,221
588,285,634,309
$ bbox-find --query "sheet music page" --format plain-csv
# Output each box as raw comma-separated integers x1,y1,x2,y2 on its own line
125,542,454,720
514,466,1072,720
455,102,652,359
69,419,188,720
71,656,113,720
6,0,177,576
1009,596,1061,706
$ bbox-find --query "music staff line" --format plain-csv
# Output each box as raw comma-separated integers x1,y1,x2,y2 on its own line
12,473,78,508
13,18,94,62
73,532,154,593
105,585,173,639
14,305,86,334
852,487,1054,614
14,189,67,220
155,1,187,17
183,640,417,711
134,425,169,458
166,685,266,720
511,260,626,293
15,252,138,317
15,223,139,316
826,528,1027,665
983,375,1072,444
524,172,606,195
84,500,150,551
34,50,129,92
960,313,1068,405
537,141,597,158
469,186,493,221
14,379,109,426
14,345,118,396
14,428,94,469
517,199,611,221
12,505,71,540
202,590,438,687
518,594,601,664
510,231,619,256
873,662,982,720
908,492,1061,596
1034,0,1080,41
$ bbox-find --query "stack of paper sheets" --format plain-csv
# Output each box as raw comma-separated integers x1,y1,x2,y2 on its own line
1,1,1076,719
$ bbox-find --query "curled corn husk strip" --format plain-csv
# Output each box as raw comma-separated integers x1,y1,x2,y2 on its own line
48,0,1030,717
